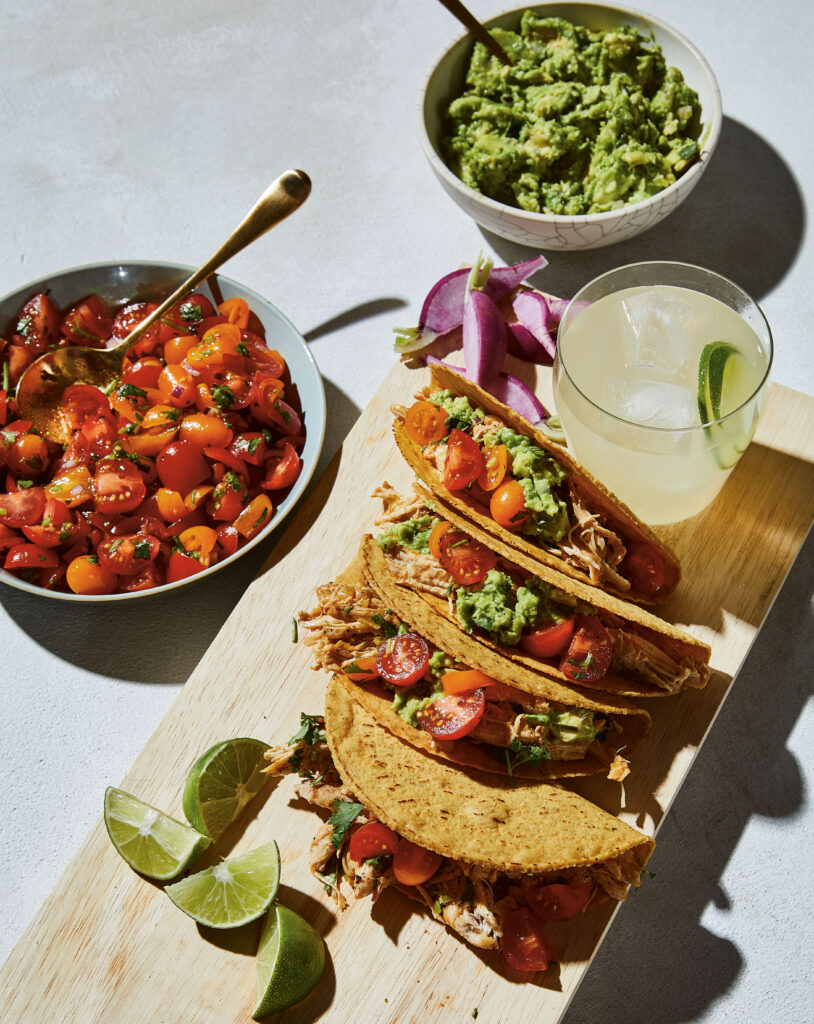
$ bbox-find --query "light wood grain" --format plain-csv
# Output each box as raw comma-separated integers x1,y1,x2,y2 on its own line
1,362,812,1024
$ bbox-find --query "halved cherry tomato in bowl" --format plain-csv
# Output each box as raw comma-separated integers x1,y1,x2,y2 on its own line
416,689,485,740
156,441,210,495
97,533,160,575
392,839,443,886
404,401,447,446
93,459,146,515
0,486,46,528
348,822,400,862
442,428,483,491
501,907,551,972
376,633,430,688
526,879,592,922
519,618,575,658
65,555,118,596
262,444,301,491
4,543,59,571
437,529,497,586
559,615,613,683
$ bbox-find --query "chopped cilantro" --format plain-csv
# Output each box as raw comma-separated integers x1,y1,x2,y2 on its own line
273,401,291,423
133,540,151,559
371,613,398,639
566,651,596,681
328,800,364,849
288,712,324,747
503,738,551,785
235,342,250,356
16,479,33,489
2,361,10,393
247,435,263,454
211,384,236,409
108,538,123,554
254,506,269,529
291,617,298,643
117,383,147,399
365,855,389,870
179,302,203,323
16,314,31,337
58,524,72,542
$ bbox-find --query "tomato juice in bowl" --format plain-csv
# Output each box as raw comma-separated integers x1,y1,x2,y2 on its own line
0,261,326,601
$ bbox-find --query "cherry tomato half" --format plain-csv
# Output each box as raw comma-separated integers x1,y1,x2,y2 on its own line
156,441,210,496
0,486,46,528
501,907,551,972
477,443,509,492
440,669,497,695
404,401,447,446
376,633,430,688
526,879,592,922
93,459,147,515
437,529,498,586
416,689,485,740
559,614,613,684
620,542,666,597
442,428,483,491
65,555,117,596
392,839,443,886
342,654,379,683
427,520,451,561
97,533,160,576
490,479,529,530
519,618,575,658
4,543,59,571
262,444,301,491
348,822,400,862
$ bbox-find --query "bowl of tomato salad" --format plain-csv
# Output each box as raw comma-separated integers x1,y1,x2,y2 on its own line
0,261,326,600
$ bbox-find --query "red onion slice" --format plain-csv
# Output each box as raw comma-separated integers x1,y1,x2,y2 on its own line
488,371,550,425
512,290,557,359
505,321,553,365
463,290,507,387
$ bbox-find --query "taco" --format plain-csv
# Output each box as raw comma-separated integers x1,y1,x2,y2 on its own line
297,556,650,783
393,364,680,604
263,678,655,968
368,483,710,699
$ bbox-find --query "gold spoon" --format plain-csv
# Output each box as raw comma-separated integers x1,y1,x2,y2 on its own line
436,0,513,66
16,169,311,444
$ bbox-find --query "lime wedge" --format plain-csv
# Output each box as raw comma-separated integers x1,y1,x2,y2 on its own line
254,904,326,1018
697,341,743,423
183,737,270,839
165,841,280,928
104,786,211,881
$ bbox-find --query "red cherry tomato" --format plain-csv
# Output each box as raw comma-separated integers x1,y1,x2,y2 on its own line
392,839,443,886
209,472,248,521
62,385,112,432
519,618,576,658
416,690,485,740
21,497,75,548
490,479,530,530
111,302,163,353
156,441,210,495
122,357,163,390
501,907,551,972
621,542,666,597
559,614,613,683
6,433,49,477
166,551,204,583
230,432,270,467
97,533,160,576
14,293,60,353
93,459,147,515
120,562,165,592
348,822,400,862
376,633,430,688
0,486,46,527
437,529,497,585
526,879,592,922
60,295,112,346
262,444,301,491
442,428,483,490
4,543,59,571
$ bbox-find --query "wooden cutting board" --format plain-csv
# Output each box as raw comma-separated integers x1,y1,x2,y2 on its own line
2,358,813,1024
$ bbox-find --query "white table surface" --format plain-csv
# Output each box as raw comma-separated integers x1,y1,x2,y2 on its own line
1,1,812,1020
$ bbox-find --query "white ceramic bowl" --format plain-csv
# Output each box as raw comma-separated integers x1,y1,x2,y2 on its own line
418,2,722,251
0,261,326,601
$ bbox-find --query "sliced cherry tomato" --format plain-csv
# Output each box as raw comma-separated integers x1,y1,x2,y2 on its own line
348,822,400,862
179,414,233,449
477,443,509,492
0,486,46,527
120,562,165,592
519,618,576,658
22,497,74,547
166,550,204,583
93,459,146,515
111,302,163,355
230,432,269,466
97,533,160,575
559,614,613,683
7,433,49,477
60,295,112,346
14,293,60,353
157,364,196,407
217,297,250,329
620,542,666,597
526,879,592,922
392,839,443,886
442,428,483,491
404,401,447,446
501,907,551,972
61,385,111,432
65,555,117,595
215,523,239,556
490,479,529,530
342,654,379,683
156,441,210,495
416,689,485,740
47,466,93,508
265,398,302,437
376,632,430,688
140,404,182,433
202,446,247,478
123,357,163,390
210,472,248,521
437,529,498,585
183,484,214,511
122,428,178,458
440,669,497,695
233,494,273,540
162,334,199,365
0,524,19,550
177,526,218,568
261,444,301,491
427,520,452,561
4,543,59,571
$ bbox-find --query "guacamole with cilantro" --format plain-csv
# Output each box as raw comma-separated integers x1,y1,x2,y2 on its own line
443,11,702,215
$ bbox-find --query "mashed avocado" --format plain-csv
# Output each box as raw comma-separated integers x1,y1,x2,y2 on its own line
377,513,440,555
483,428,569,541
456,568,552,646
525,708,598,744
443,11,702,215
429,389,485,431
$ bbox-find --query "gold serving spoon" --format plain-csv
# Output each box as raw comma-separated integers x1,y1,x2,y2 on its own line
16,169,311,444
436,0,513,66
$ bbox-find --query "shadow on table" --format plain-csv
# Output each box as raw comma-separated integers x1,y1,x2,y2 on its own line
0,378,362,685
562,527,813,1024
303,297,406,345
484,117,804,304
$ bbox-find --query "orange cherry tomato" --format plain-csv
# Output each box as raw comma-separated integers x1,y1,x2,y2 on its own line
179,414,234,450
157,364,196,408
217,297,250,329
428,520,452,561
490,479,529,530
392,839,443,886
162,334,199,365
121,428,177,458
178,525,218,568
477,443,509,492
183,484,214,511
443,428,483,490
66,555,117,595
7,433,50,477
47,466,93,508
233,494,274,540
155,488,186,522
403,401,447,446
140,404,182,433
342,654,379,683
440,669,497,695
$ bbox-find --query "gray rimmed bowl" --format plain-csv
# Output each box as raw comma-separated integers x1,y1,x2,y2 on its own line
418,2,722,251
0,260,326,601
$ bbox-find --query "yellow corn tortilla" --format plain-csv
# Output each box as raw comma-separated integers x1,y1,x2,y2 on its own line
324,673,655,877
393,364,681,605
363,533,709,699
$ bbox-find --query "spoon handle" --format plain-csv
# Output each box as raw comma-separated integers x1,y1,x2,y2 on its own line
436,0,513,66
113,169,311,357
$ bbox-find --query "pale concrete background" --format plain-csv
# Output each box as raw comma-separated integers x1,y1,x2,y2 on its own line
0,1,811,1021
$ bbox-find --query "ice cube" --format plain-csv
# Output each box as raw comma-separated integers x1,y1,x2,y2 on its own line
619,289,698,378
602,377,698,428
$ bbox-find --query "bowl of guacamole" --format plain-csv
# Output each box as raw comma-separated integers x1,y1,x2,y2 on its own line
418,3,722,250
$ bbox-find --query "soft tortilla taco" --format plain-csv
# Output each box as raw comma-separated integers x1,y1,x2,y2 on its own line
297,555,650,784
263,678,655,969
393,364,680,604
368,484,710,699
